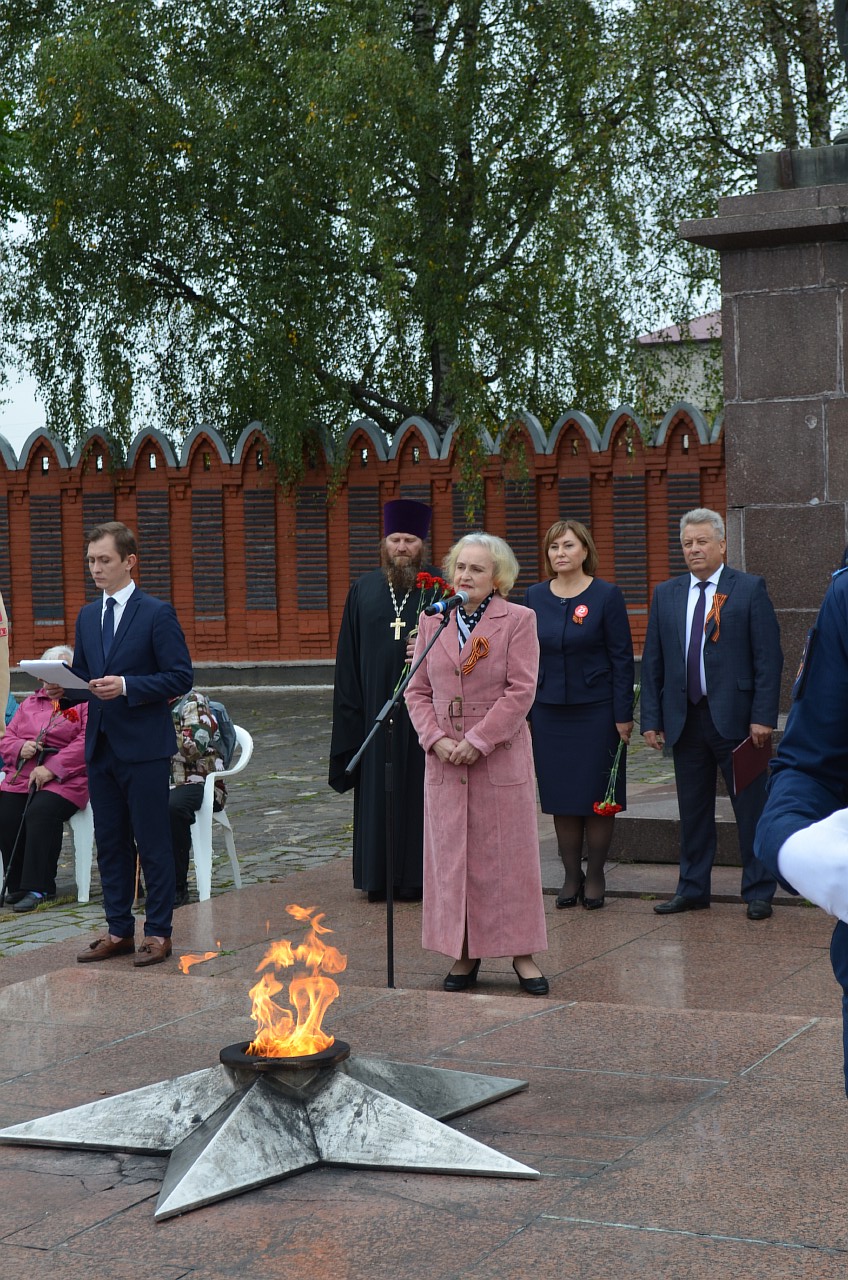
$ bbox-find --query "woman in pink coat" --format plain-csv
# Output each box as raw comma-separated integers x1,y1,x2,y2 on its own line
405,533,549,995
0,646,89,912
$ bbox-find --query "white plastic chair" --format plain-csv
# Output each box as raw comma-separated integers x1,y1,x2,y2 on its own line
190,725,254,901
71,803,96,902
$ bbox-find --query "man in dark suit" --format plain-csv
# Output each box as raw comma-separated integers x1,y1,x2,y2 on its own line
48,522,192,965
640,508,783,918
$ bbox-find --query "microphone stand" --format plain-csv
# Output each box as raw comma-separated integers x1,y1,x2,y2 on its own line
346,609,453,988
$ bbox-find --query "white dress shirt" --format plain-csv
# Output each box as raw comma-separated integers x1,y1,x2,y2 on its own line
684,566,723,699
101,580,135,692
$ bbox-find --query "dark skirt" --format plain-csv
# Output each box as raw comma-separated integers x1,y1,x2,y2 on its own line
529,701,626,815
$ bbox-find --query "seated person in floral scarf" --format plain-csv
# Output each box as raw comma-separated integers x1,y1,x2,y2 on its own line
170,689,227,907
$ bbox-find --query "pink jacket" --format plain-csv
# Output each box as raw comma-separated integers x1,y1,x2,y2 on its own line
0,689,89,809
405,596,547,960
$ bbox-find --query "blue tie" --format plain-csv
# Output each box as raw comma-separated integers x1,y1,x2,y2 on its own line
687,582,708,703
102,597,117,659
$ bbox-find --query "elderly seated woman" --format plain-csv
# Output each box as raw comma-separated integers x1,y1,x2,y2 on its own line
0,645,89,913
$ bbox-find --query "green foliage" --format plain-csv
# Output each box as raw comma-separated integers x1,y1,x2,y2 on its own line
0,0,846,475
0,0,652,468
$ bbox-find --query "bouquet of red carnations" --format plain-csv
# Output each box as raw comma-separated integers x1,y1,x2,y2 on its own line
393,571,452,693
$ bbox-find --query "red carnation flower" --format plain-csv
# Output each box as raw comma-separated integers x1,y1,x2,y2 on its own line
593,687,640,819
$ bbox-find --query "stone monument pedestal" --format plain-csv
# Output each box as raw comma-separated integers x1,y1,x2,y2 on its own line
681,170,848,696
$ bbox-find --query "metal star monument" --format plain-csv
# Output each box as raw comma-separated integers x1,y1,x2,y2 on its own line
0,1040,538,1220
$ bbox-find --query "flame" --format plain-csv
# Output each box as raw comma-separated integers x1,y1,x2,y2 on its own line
246,903,347,1058
178,951,220,974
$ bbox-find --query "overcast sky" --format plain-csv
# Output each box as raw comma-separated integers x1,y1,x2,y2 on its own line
0,373,44,455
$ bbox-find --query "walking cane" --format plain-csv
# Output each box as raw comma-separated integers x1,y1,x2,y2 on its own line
0,777,38,907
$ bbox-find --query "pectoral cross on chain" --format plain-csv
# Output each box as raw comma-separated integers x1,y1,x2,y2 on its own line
387,581,413,641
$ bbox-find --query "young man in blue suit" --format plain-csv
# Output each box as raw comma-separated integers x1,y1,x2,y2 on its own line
48,522,193,965
640,508,783,918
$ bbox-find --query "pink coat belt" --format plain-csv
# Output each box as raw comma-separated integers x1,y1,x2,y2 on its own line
432,699,496,717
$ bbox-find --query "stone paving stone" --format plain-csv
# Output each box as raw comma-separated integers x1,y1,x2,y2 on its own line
0,861,842,1280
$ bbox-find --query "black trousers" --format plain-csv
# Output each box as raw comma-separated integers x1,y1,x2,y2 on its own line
0,789,78,895
672,699,776,903
169,783,204,893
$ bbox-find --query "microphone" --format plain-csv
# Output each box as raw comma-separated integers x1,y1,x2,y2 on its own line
424,590,469,616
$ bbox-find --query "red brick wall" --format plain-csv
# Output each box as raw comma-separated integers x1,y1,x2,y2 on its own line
0,409,725,664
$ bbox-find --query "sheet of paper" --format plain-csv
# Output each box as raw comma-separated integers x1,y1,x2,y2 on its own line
19,660,91,690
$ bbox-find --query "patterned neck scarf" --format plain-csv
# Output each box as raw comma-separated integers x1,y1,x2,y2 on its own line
457,591,495,651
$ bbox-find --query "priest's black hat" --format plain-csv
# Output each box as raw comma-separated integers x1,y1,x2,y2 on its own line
383,499,431,540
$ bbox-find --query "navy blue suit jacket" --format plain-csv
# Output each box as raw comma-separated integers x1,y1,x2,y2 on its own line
640,565,782,747
72,588,193,763
756,571,848,891
523,578,634,722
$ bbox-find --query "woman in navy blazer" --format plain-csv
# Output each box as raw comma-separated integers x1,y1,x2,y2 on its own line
524,520,634,909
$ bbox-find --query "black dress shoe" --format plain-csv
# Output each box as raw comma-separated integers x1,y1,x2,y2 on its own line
367,890,387,903
556,873,585,909
3,891,25,905
512,962,549,995
443,959,481,992
746,899,773,920
653,894,710,914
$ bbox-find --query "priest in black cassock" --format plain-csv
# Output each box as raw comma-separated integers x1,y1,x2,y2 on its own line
329,499,434,902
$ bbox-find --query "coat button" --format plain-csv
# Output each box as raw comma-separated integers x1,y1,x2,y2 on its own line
454,723,462,732
460,777,467,785
454,669,460,676
504,741,512,750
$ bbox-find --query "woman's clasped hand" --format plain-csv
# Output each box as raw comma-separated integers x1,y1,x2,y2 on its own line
432,736,480,766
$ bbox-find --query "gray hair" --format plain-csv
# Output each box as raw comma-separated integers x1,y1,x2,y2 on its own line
680,508,725,541
40,644,74,663
442,532,520,597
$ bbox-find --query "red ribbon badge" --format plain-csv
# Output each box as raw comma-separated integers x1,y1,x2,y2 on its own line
572,604,589,626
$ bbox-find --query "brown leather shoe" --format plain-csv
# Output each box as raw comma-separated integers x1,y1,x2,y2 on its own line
77,935,135,963
133,936,173,967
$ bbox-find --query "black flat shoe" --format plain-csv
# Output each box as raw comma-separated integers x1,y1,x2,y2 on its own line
556,873,585,909
512,962,549,996
13,891,54,913
443,959,481,992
